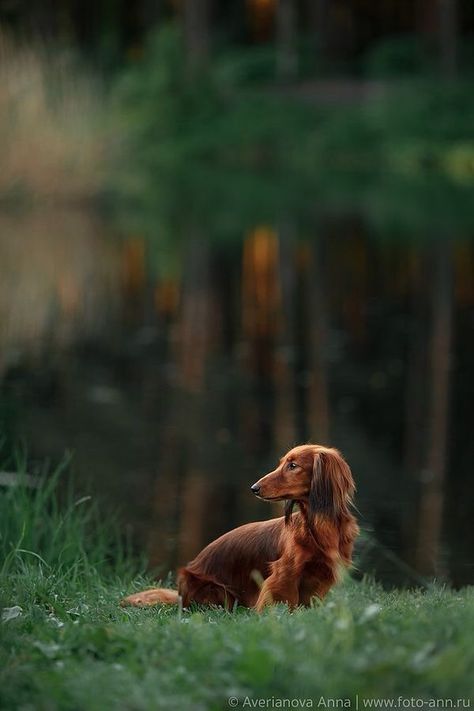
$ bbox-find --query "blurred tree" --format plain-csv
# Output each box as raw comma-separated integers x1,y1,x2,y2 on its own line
182,0,212,73
275,0,298,81
140,0,166,26
416,242,453,578
1,0,473,73
274,221,297,448
438,0,458,76
402,249,430,568
246,0,275,43
307,240,330,444
304,0,329,66
417,0,459,76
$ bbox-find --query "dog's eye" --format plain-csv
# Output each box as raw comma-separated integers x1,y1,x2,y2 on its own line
288,461,297,470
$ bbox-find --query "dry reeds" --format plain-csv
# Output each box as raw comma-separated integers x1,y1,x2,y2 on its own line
0,31,108,201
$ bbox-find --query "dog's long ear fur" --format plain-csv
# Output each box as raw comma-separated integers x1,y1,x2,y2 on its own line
284,499,295,524
309,448,355,520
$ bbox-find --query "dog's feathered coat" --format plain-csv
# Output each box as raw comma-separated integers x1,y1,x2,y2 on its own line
121,444,359,610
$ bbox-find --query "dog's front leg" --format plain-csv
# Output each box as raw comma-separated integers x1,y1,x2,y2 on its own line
254,556,301,611
255,575,299,611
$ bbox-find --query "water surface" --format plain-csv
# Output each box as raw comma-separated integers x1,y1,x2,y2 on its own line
1,195,473,586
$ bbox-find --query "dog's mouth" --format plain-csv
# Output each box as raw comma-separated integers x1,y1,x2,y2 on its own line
255,493,286,502
251,482,288,502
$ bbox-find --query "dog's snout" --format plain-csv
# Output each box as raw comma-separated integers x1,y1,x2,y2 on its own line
250,483,261,494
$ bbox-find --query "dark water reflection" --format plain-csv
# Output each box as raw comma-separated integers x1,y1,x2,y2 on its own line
1,206,473,586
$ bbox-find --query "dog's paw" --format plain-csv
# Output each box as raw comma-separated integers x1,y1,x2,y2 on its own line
120,588,179,607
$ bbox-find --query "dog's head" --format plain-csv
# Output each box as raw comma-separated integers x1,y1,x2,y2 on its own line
250,444,355,519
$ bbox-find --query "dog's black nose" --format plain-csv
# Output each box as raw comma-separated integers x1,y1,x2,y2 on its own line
251,483,260,494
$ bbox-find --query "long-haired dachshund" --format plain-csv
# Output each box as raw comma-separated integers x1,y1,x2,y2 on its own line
121,444,359,611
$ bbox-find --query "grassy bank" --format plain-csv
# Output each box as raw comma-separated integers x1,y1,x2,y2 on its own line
1,459,473,710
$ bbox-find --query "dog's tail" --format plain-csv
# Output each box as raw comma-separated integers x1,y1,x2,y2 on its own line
120,587,180,607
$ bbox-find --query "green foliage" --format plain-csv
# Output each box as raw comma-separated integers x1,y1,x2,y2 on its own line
113,24,474,178
112,24,313,180
296,81,474,180
113,26,189,171
367,81,474,144
364,34,474,79
0,446,137,583
215,45,277,84
110,24,474,248
371,81,474,184
364,35,433,78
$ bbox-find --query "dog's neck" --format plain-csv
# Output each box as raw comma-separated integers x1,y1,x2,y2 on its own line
287,499,339,525
287,499,344,547
283,501,333,558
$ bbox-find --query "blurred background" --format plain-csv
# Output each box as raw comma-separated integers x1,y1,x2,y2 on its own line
0,0,473,587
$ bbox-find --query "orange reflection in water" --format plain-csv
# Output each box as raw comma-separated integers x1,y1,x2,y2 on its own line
242,225,281,374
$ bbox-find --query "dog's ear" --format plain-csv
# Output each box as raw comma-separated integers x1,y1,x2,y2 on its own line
309,448,355,519
284,499,295,524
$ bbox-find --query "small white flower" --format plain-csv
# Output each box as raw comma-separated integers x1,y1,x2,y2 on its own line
360,603,382,622
2,606,23,622
335,617,351,630
33,641,61,658
48,615,64,628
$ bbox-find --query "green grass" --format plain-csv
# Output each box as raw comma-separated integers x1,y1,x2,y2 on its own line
1,455,473,711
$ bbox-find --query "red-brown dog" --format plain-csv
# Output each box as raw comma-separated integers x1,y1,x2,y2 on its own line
121,444,359,611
